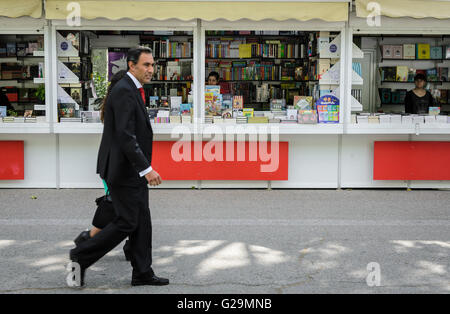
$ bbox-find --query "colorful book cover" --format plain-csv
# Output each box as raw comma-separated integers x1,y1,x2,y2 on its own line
149,96,159,108
221,109,232,119
426,68,439,82
270,99,286,111
58,103,76,118
205,85,221,95
232,96,243,110
108,50,127,81
396,66,409,82
416,44,431,59
180,103,192,115
242,108,254,117
205,92,220,115
293,96,313,110
316,95,340,124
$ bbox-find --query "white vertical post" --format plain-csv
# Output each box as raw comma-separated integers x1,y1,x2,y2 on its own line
344,25,354,131
50,24,58,131
44,23,51,124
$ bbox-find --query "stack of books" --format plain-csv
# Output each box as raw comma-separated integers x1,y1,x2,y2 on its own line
60,117,82,123
248,116,269,123
204,116,214,124
236,116,248,124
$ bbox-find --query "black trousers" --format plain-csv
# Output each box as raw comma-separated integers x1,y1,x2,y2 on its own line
70,183,153,275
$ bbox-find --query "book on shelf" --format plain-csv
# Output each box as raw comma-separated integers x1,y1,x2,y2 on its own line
221,109,233,119
437,90,448,105
169,96,182,115
149,96,159,108
0,106,6,117
232,95,244,110
379,88,391,104
438,67,449,82
403,44,416,60
80,111,100,123
293,96,313,110
58,103,76,119
392,45,403,59
248,116,269,124
396,66,409,82
180,103,192,115
141,39,192,58
426,68,439,82
242,108,254,117
270,99,286,111
446,46,450,59
181,115,191,124
430,46,443,60
298,110,318,124
416,44,431,59
60,117,82,123
380,67,396,81
23,109,33,118
382,45,393,59
108,49,127,81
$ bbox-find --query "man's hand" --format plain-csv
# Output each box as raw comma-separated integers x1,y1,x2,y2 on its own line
145,170,162,186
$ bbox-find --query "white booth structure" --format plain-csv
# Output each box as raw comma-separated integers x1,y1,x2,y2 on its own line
0,0,449,189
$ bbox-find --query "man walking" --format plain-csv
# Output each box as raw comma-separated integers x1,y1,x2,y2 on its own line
69,47,168,287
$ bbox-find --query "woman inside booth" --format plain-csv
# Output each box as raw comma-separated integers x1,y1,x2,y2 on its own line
404,73,436,114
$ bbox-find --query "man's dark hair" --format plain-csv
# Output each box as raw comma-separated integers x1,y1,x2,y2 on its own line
127,46,153,70
414,73,427,82
208,71,220,81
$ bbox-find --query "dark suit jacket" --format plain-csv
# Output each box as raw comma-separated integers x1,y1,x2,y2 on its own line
97,74,153,187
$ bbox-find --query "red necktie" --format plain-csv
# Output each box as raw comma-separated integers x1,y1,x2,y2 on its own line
138,87,146,104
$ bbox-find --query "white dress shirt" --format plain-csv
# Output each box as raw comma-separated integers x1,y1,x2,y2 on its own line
127,72,153,177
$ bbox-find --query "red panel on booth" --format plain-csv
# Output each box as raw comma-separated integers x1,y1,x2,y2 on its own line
374,141,450,180
0,141,24,180
152,141,288,180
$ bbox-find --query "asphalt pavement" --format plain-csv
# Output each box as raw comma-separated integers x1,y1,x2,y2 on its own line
0,188,448,294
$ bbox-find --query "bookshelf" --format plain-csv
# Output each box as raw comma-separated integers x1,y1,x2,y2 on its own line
0,33,46,121
203,30,344,124
354,35,450,114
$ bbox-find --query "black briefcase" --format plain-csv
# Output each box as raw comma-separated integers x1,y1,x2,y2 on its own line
92,194,116,229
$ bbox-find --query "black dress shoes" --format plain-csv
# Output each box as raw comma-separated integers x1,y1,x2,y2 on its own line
131,272,169,286
74,230,91,246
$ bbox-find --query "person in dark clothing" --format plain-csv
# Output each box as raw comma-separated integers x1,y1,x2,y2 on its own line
73,70,133,262
69,47,168,288
404,73,436,114
0,88,13,112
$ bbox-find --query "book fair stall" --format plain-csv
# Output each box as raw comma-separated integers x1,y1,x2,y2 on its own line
0,0,449,190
